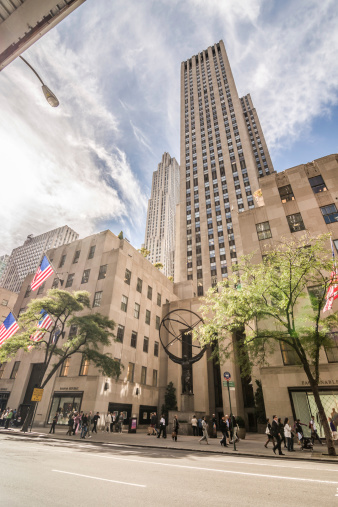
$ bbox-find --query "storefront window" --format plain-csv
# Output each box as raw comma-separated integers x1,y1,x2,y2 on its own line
47,392,83,425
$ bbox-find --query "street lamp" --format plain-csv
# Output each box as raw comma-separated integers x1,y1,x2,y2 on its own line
19,55,59,107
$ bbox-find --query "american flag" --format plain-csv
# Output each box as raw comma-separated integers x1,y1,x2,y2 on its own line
31,256,54,291
323,239,338,313
0,313,19,347
29,310,53,346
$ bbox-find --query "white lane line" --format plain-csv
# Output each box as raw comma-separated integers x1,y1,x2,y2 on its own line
205,457,338,472
52,470,146,488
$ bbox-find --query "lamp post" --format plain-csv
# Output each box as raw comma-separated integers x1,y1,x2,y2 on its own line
19,55,59,107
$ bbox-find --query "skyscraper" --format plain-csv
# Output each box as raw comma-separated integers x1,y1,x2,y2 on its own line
175,40,274,294
0,225,78,293
144,152,180,278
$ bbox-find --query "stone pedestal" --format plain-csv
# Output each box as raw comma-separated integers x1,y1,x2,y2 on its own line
181,393,194,412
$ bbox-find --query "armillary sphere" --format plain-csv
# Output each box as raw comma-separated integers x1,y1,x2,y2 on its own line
159,309,206,365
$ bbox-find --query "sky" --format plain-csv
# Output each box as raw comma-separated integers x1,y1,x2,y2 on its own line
0,0,338,256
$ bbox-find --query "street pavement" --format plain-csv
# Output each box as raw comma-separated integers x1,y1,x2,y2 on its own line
0,433,338,506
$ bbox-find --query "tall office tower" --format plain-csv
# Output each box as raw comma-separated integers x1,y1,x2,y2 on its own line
175,40,274,295
0,225,78,293
144,153,180,278
0,255,9,281
240,93,274,178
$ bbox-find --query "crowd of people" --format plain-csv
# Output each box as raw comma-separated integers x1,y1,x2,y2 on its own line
264,409,338,455
0,408,21,428
48,410,126,438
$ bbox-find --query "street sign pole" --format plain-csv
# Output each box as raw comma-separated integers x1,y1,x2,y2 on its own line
227,381,237,451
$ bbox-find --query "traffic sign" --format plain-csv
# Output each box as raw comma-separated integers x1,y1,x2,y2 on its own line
223,381,235,387
223,371,231,380
31,388,44,402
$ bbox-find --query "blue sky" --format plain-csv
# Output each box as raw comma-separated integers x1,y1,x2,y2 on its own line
0,0,337,255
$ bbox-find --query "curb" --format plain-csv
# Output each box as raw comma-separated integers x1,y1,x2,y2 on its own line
1,429,337,464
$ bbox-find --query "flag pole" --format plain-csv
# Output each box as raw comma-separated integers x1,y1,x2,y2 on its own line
43,252,64,286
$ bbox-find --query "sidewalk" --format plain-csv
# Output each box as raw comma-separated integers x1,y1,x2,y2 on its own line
1,426,337,463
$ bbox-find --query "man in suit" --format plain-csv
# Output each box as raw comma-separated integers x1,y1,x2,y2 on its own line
272,415,285,455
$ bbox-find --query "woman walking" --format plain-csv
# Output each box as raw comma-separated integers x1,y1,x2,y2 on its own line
199,417,209,444
264,418,274,448
172,415,179,441
284,417,294,452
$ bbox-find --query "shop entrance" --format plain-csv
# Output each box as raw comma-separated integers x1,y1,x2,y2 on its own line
0,392,10,412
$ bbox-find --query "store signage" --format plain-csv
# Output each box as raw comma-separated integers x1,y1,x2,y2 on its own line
301,379,338,386
59,387,79,391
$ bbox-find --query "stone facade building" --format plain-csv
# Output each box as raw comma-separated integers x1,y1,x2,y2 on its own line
144,152,180,278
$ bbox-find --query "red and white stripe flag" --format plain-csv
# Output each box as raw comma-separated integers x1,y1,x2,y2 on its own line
31,256,54,291
28,310,53,349
323,240,338,313
0,312,19,347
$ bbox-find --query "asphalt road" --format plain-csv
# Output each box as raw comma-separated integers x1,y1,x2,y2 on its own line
1,434,338,506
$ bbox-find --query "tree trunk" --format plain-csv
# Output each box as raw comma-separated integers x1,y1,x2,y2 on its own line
303,364,336,456
21,402,37,433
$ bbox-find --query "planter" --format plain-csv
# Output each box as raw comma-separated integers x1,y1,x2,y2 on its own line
257,423,267,434
237,427,246,440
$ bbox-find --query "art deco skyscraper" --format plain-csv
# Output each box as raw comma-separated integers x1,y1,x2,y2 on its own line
175,40,274,294
144,152,180,278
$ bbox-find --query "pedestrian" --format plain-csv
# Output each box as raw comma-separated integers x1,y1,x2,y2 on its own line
49,412,58,434
199,416,209,444
73,412,81,435
211,413,217,438
284,417,294,452
309,415,323,445
87,411,92,438
172,415,179,441
295,419,305,449
264,418,275,448
271,415,285,455
110,412,115,433
0,409,4,427
92,412,100,433
106,412,112,432
158,414,167,438
329,417,338,440
66,413,74,436
81,413,88,439
117,412,124,433
191,414,198,436
331,408,338,428
197,417,203,436
229,415,239,444
5,408,13,429
278,417,286,449
219,415,229,447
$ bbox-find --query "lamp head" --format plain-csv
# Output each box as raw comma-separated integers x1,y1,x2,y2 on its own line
42,85,59,107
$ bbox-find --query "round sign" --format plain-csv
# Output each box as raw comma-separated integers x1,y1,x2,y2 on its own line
223,371,231,380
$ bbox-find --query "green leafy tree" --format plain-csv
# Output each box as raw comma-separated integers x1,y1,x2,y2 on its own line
198,234,337,456
167,276,174,282
138,247,150,258
0,290,122,432
117,231,124,239
254,379,266,424
161,381,178,418
153,262,164,270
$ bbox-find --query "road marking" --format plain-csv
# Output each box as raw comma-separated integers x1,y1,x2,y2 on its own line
205,457,338,472
52,470,146,488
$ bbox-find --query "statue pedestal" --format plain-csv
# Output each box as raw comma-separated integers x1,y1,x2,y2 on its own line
181,393,194,412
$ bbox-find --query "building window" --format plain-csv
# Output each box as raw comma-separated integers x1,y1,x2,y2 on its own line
152,369,158,387
141,366,147,385
309,175,327,194
88,245,96,259
197,284,204,296
59,254,66,268
256,221,272,240
136,278,143,293
280,342,301,366
143,337,149,353
10,361,20,379
0,362,6,380
93,291,102,307
145,310,151,325
134,302,140,319
79,355,89,376
147,285,153,300
116,324,125,343
73,250,80,264
69,325,77,338
47,393,83,425
155,316,160,330
127,362,134,382
334,239,338,252
98,264,107,280
286,213,306,233
124,269,131,285
81,269,90,284
1,299,8,306
65,274,74,288
278,184,295,203
60,357,70,377
37,282,45,295
157,293,161,306
24,287,31,298
121,295,128,312
52,277,59,289
325,332,338,363
130,331,137,348
320,204,338,224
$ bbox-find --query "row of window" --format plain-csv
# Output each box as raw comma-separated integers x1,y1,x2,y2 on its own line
120,296,161,328
59,244,96,268
281,333,338,365
278,175,329,204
